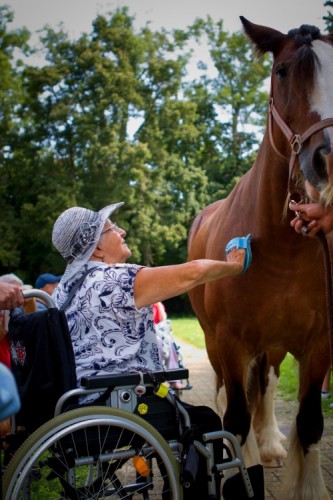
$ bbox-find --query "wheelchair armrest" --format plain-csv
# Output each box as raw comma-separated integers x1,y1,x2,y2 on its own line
80,368,189,390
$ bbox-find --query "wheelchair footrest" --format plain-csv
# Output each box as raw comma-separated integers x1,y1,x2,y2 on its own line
202,430,255,498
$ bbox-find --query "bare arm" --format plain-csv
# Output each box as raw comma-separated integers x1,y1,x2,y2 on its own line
134,248,244,309
0,283,24,310
289,201,333,237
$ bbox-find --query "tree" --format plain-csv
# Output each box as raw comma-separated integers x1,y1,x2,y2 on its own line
324,1,333,31
0,6,30,270
182,17,271,200
0,7,272,288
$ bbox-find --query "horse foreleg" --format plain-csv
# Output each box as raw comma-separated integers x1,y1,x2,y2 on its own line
254,366,287,466
221,349,262,468
218,383,262,475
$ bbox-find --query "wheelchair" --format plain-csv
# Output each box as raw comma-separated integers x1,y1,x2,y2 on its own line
2,290,257,499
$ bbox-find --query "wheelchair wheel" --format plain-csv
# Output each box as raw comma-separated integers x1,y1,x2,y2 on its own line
3,406,182,499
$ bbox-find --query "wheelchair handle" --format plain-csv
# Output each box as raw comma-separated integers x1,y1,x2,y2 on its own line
22,288,56,308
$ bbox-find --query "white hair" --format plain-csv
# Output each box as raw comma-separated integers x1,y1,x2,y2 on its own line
0,273,24,286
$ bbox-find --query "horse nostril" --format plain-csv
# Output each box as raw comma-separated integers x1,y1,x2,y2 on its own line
313,146,329,182
300,144,329,189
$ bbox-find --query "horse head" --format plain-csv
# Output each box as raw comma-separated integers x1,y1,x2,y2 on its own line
241,16,333,206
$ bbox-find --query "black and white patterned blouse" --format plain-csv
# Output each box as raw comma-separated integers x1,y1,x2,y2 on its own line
53,261,162,384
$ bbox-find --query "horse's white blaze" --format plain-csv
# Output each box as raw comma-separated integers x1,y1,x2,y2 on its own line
311,40,333,119
280,423,330,500
254,366,287,466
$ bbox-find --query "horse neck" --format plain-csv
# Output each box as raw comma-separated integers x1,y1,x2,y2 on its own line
240,133,291,232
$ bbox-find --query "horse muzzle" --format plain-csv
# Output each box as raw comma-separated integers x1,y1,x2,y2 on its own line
299,130,333,204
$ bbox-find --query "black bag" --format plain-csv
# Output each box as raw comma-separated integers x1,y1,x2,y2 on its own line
9,307,77,432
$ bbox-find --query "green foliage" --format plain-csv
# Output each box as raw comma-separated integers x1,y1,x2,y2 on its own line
276,353,298,400
0,6,276,282
170,317,207,349
324,1,333,32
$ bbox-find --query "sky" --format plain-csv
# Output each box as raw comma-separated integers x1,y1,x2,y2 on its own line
7,0,328,38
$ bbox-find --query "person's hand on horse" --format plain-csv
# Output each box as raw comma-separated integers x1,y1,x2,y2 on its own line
225,234,252,274
289,201,333,237
0,282,24,310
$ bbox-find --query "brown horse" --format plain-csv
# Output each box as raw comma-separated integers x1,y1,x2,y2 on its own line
188,18,333,499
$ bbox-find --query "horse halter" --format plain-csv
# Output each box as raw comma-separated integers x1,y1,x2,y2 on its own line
268,97,333,197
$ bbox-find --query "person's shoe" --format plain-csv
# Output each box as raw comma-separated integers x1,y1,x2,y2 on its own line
321,390,331,400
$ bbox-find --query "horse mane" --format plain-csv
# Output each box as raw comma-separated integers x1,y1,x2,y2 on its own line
287,25,321,100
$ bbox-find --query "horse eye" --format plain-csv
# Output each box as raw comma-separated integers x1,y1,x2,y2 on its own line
275,64,288,80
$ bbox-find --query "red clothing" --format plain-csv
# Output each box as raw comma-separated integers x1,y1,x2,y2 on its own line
153,302,167,324
0,335,10,369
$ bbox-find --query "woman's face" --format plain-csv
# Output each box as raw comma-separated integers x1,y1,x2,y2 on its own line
97,220,131,264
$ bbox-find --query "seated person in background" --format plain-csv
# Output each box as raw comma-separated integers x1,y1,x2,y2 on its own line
35,273,62,310
51,202,251,499
153,301,168,323
0,274,31,437
0,274,35,370
153,302,188,390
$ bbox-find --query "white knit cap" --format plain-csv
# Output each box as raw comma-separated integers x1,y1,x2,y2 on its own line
52,202,124,282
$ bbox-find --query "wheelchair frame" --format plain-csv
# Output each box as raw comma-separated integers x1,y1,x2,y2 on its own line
2,290,255,499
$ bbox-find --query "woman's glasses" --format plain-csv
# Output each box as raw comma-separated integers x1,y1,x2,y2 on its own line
101,223,120,235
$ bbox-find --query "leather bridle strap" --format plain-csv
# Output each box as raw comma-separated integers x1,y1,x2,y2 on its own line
268,98,333,192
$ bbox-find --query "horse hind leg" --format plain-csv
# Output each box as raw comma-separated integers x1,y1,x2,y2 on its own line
280,422,329,500
280,356,330,500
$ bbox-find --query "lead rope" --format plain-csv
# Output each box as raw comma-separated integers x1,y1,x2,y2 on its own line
317,230,333,371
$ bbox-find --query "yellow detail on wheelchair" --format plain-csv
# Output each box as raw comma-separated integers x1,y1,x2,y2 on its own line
154,382,169,398
137,403,148,414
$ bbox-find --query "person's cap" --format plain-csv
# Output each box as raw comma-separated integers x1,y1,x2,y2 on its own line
52,202,124,283
35,273,63,289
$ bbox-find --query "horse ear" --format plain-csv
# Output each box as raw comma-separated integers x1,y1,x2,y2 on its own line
240,16,286,57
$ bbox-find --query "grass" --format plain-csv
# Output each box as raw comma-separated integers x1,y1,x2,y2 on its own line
170,317,207,350
170,315,333,416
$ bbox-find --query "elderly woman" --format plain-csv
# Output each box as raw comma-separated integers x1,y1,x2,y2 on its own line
52,202,251,383
51,202,252,499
